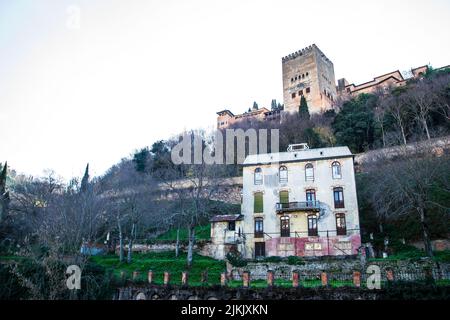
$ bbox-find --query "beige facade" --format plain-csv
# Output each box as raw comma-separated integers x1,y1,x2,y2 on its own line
210,144,362,260
282,44,337,114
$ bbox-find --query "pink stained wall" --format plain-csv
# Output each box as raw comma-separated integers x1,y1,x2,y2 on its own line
264,234,361,257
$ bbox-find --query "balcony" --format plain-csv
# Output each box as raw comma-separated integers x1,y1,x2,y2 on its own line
276,201,322,213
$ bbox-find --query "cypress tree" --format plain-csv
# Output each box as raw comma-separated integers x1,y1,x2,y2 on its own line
299,96,310,119
80,163,90,193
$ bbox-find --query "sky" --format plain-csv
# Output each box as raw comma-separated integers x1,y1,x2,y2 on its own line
1,0,449,180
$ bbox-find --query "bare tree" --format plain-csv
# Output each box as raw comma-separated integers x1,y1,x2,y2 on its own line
406,80,435,140
367,148,450,257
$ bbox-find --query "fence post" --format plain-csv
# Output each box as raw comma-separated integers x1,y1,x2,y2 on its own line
321,272,328,287
353,271,361,288
164,271,170,285
147,270,153,284
242,271,250,288
132,271,140,281
220,272,227,287
267,270,274,287
292,271,300,288
182,271,189,286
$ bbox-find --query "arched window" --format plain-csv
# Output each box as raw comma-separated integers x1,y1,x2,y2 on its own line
335,213,347,236
332,161,342,179
305,163,314,181
279,166,288,183
254,168,263,185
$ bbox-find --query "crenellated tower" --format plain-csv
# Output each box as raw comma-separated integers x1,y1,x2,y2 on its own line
282,44,337,114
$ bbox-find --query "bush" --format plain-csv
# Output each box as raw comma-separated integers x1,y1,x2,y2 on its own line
263,256,283,263
226,252,247,267
287,256,305,265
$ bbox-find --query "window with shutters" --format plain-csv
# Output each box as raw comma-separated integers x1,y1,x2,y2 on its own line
279,190,289,209
254,192,263,213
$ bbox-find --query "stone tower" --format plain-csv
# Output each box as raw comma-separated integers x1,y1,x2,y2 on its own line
282,44,337,114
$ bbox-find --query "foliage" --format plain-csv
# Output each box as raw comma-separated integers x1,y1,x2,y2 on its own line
332,94,378,153
262,256,283,263
226,251,247,267
132,147,150,172
156,224,211,241
92,251,226,286
287,256,305,265
298,96,310,119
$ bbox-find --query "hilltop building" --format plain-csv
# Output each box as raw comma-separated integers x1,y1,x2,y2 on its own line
216,44,448,129
210,143,361,259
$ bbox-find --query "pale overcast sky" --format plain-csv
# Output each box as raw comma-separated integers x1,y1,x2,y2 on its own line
1,0,449,180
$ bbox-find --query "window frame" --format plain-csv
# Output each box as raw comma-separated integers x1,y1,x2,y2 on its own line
305,163,314,181
228,221,236,231
307,214,318,237
255,242,266,258
332,161,342,179
254,192,264,213
280,216,290,237
306,189,316,206
335,213,347,236
279,166,288,183
254,218,264,238
333,187,345,209
254,167,263,185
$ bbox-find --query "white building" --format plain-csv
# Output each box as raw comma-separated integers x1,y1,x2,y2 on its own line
210,143,362,259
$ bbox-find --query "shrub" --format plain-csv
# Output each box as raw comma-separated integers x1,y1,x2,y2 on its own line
226,252,247,267
287,256,305,265
263,256,283,263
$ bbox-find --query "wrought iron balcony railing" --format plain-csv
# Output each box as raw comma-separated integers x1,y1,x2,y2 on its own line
276,201,322,212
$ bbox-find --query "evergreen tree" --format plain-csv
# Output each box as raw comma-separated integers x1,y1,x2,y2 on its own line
0,162,10,223
332,93,378,153
80,163,90,193
133,148,150,173
252,101,258,110
299,96,310,119
271,99,277,110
